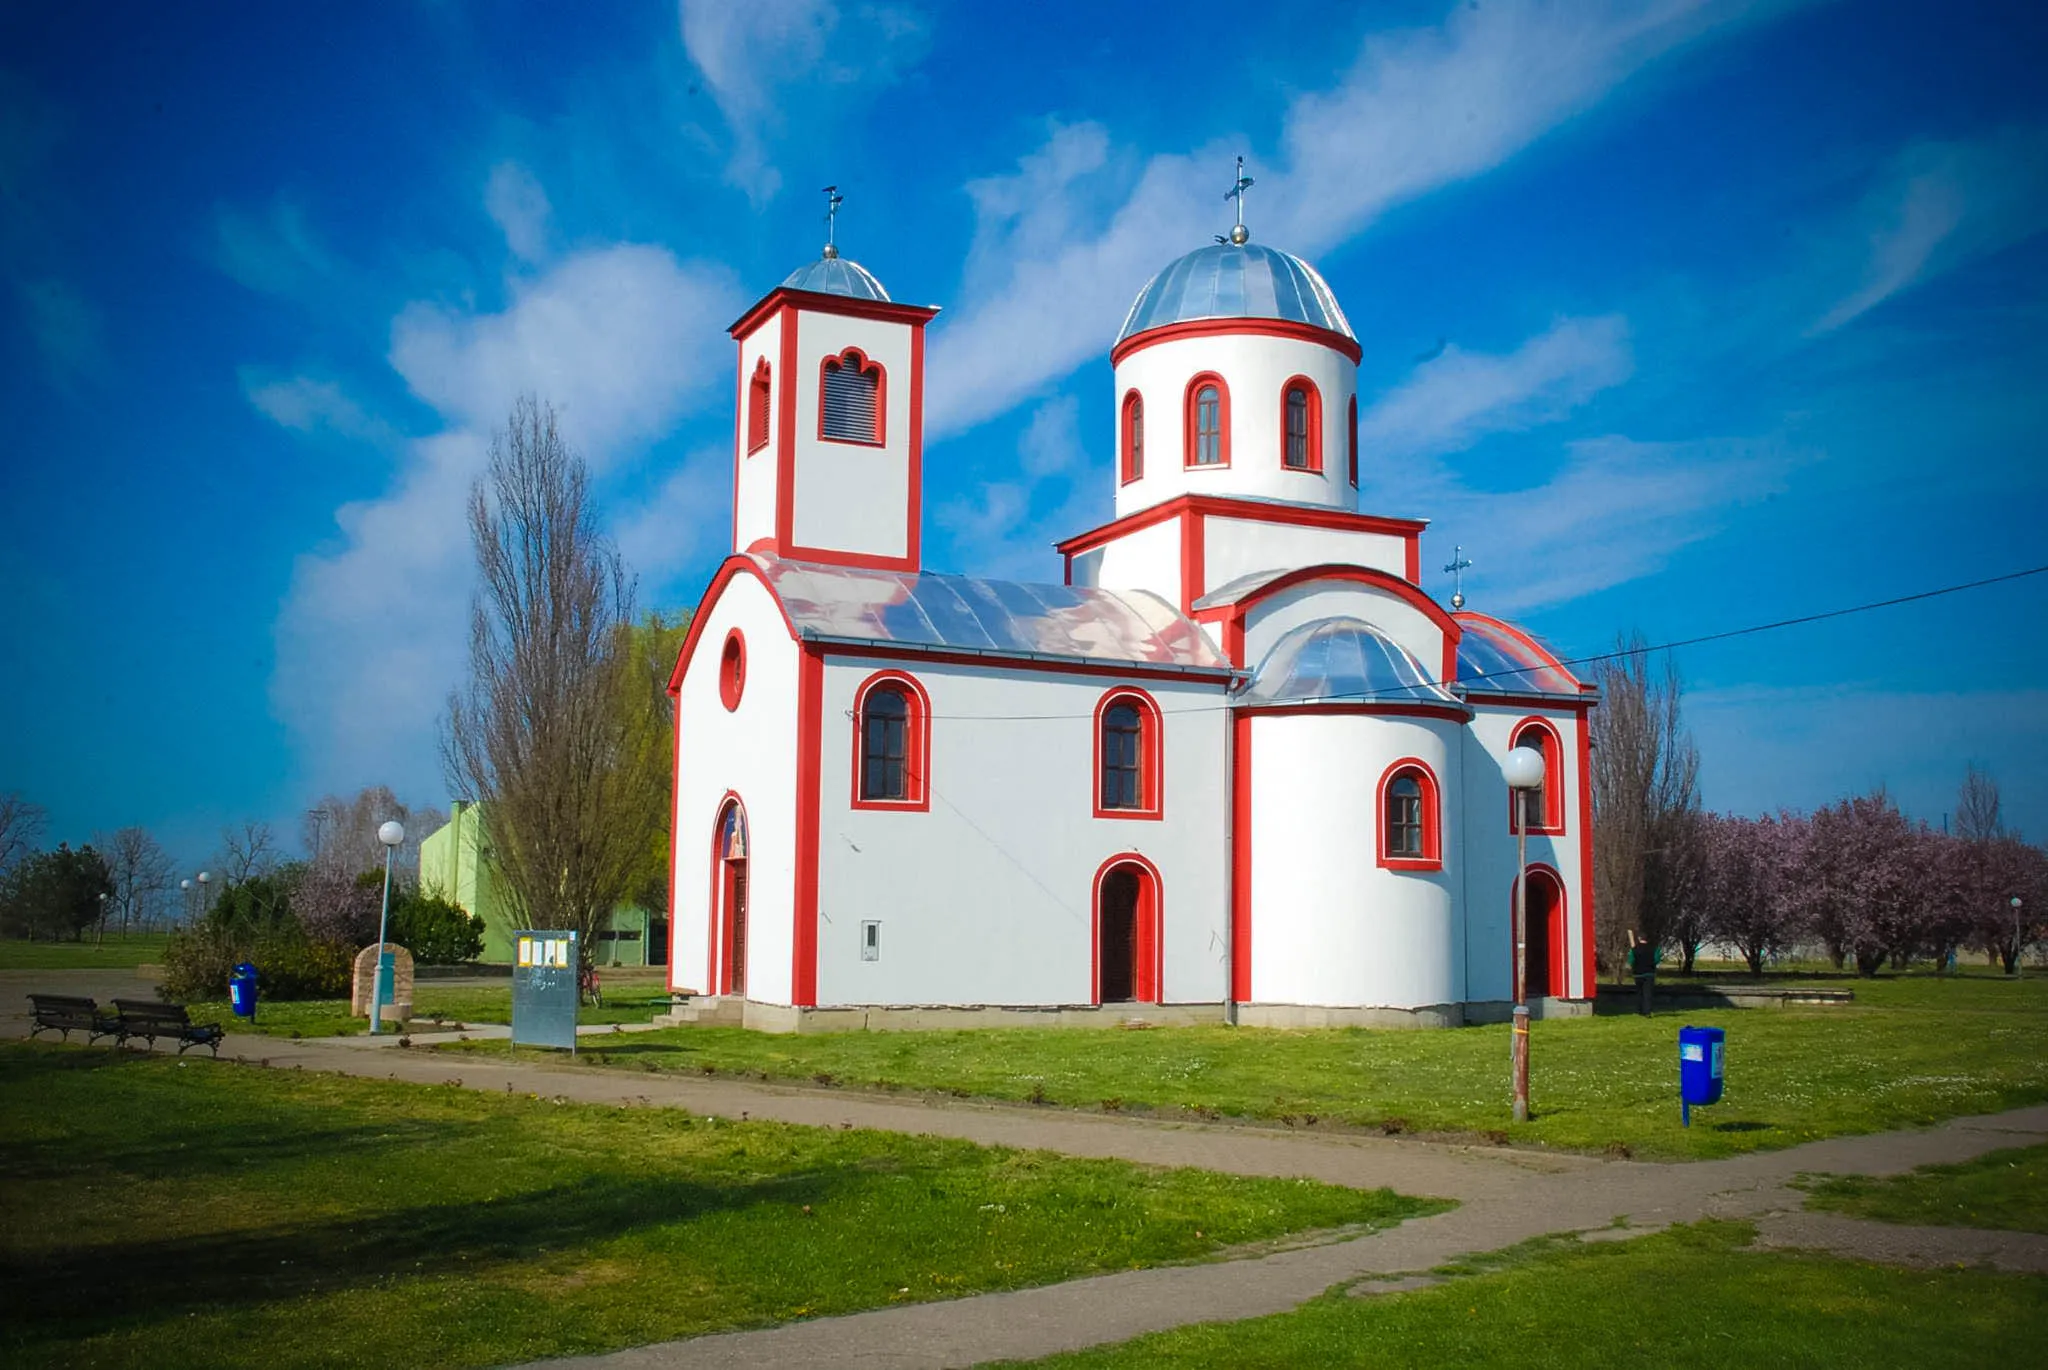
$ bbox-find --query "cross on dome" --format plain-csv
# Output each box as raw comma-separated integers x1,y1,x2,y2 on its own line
821,184,845,259
1222,155,1254,246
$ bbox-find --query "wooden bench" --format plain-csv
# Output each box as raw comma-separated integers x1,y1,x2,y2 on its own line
110,999,226,1057
27,994,119,1044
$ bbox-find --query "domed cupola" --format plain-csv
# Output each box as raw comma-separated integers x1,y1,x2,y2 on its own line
781,244,892,302
1106,166,1364,522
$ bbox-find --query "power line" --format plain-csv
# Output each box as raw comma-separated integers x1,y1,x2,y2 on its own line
897,561,2048,723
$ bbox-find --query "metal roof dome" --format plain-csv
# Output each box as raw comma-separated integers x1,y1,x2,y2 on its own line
781,250,891,302
1117,241,1353,346
1243,616,1462,709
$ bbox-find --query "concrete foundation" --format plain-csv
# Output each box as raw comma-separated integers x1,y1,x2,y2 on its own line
655,996,1594,1033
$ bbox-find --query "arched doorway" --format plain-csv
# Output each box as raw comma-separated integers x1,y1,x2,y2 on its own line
1512,866,1567,1001
1095,857,1162,1004
711,799,749,997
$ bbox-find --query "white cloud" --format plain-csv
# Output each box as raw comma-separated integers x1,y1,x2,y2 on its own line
1357,315,1632,460
1430,433,1797,613
213,198,337,298
1811,127,2048,334
929,0,1764,437
272,235,743,798
485,161,552,264
241,371,396,445
934,395,1100,582
613,445,733,591
678,0,929,203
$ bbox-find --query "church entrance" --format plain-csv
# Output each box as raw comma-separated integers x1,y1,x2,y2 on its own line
714,800,749,997
1095,858,1161,1004
1515,867,1567,1000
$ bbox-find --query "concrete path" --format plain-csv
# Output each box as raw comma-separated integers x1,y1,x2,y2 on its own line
24,990,2048,1369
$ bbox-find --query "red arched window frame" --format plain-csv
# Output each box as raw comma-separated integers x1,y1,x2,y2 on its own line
818,347,886,446
1376,758,1443,871
1280,376,1322,473
1508,717,1567,835
1093,687,1163,820
851,670,930,811
718,629,746,711
1182,373,1231,469
1347,393,1359,488
1120,389,1145,485
746,359,772,454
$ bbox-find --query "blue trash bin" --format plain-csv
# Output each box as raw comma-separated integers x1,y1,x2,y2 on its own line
1678,1024,1724,1126
229,962,260,1021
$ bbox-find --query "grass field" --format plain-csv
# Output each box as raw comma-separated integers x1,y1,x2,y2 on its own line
0,1043,1439,1370
0,933,170,969
182,982,675,1038
440,974,2048,1160
999,1220,2048,1369
1802,1143,2048,1234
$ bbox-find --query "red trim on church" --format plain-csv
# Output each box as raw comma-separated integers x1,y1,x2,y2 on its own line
1110,316,1364,367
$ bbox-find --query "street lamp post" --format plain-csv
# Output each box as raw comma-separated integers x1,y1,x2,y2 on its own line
195,871,211,920
2014,896,2026,979
179,878,192,926
368,821,406,1035
1502,746,1548,1124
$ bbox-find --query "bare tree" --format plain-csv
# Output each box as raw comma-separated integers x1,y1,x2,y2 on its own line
1956,764,2003,842
444,397,658,968
1591,634,1699,979
0,792,47,879
211,820,281,886
94,826,177,937
303,786,445,883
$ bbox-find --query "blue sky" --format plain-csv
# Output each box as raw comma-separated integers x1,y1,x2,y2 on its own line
3,0,2046,869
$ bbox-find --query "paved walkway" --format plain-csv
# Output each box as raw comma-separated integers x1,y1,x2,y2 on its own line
188,1030,2048,1369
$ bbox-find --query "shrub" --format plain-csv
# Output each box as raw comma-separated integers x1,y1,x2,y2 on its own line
161,925,354,1001
391,893,485,965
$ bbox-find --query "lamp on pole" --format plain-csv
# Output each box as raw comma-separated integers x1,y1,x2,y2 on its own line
195,871,211,920
1502,745,1548,1124
2014,896,2026,979
368,821,405,1035
179,878,192,926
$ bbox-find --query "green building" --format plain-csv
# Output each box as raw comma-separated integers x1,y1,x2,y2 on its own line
419,801,659,966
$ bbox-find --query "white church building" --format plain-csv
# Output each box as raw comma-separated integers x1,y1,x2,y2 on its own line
665,212,1598,1032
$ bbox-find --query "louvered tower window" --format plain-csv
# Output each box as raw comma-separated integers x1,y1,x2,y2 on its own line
821,350,884,444
746,361,771,453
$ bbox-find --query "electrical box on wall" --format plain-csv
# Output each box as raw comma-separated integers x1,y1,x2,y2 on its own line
861,921,881,961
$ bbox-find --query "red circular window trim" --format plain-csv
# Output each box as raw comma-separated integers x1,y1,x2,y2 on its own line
719,630,746,711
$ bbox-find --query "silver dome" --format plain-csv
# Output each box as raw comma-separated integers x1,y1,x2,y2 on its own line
781,255,891,302
1243,616,1462,709
1117,242,1353,346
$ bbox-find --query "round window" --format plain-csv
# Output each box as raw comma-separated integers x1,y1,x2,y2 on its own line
719,630,746,710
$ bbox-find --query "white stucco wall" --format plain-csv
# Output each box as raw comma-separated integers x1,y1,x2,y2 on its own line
1201,516,1411,595
731,313,783,553
1456,704,1588,1003
790,311,914,560
1244,712,1464,1008
811,658,1231,1008
672,570,800,1003
1068,515,1183,605
1112,334,1358,517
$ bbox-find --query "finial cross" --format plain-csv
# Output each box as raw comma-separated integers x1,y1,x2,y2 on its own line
1224,155,1254,229
822,185,844,248
1443,545,1474,611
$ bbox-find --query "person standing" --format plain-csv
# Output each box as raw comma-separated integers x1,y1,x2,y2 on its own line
1629,930,1657,1017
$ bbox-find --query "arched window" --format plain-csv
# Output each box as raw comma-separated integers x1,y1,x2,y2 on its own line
1347,394,1359,488
1094,689,1163,819
852,671,929,810
1377,759,1442,871
1121,390,1144,484
718,630,746,711
1509,719,1566,835
819,348,885,445
746,359,771,453
1183,374,1230,468
1280,378,1321,472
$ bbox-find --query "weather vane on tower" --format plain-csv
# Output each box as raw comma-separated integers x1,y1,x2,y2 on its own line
1219,156,1253,246
822,185,845,259
1444,546,1473,611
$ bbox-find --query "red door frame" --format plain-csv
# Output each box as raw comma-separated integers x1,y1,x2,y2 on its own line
1511,864,1567,1000
1093,854,1163,1004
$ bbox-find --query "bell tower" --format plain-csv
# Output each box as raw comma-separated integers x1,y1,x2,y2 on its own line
728,215,938,573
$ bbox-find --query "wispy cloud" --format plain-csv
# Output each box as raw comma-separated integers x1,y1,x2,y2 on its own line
1358,315,1633,461
933,395,1098,582
485,161,552,264
271,174,743,798
1811,126,2048,334
929,0,1766,437
212,197,340,300
613,445,733,592
240,371,398,447
677,0,929,204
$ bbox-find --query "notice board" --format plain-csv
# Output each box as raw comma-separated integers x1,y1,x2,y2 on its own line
512,929,579,1052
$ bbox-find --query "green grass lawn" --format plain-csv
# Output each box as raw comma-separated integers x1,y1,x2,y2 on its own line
439,974,2048,1160
1801,1143,2048,1234
998,1220,2048,1369
0,1043,1440,1370
0,933,170,969
181,983,674,1038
